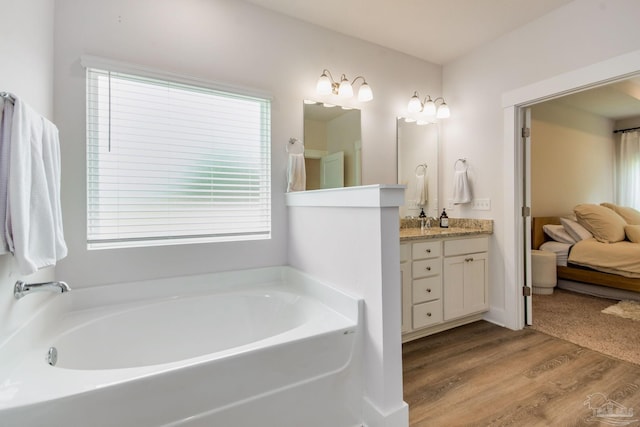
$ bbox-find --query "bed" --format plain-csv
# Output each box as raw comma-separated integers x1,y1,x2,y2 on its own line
532,204,640,297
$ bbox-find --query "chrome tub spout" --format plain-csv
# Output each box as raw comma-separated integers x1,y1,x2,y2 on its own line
14,280,71,300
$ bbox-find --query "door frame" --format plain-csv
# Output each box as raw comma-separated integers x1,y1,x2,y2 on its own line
502,49,640,330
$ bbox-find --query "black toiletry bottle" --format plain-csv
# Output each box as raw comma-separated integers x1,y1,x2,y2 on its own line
439,208,449,228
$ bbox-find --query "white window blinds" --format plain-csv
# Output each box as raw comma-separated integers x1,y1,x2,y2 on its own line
86,68,271,249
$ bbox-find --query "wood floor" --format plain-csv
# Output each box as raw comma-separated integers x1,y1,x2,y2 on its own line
403,321,640,426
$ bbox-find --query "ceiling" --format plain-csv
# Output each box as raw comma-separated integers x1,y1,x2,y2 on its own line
547,77,640,121
245,0,640,121
243,0,572,65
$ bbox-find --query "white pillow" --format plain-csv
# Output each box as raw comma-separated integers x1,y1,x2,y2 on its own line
560,217,593,242
543,224,576,244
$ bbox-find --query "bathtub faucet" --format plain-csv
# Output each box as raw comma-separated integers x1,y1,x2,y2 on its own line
14,280,71,300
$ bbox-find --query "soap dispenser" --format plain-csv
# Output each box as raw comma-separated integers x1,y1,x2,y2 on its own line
419,208,427,231
439,208,449,228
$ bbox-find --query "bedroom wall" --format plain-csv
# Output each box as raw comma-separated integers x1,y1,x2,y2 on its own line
530,101,615,217
616,116,640,130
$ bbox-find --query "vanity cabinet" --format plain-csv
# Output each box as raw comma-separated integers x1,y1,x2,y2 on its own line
443,238,489,321
401,235,489,342
400,243,411,333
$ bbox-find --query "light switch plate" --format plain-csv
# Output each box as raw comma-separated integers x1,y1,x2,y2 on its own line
471,198,491,210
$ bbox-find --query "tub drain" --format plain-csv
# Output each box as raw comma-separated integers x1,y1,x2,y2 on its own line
47,346,58,366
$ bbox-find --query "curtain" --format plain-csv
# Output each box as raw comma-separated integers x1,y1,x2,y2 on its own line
615,130,640,210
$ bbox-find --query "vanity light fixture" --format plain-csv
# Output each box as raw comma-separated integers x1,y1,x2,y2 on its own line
407,91,450,119
316,69,373,102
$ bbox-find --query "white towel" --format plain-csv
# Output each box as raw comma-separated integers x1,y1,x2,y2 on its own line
6,97,67,274
287,153,306,192
0,97,13,254
452,170,472,204
415,173,427,206
286,138,306,192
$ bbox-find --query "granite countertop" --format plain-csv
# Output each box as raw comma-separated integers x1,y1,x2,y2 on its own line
399,218,493,242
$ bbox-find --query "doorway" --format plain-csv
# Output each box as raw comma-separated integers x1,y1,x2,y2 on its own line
502,49,640,330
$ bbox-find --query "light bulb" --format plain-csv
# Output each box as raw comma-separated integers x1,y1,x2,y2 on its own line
423,98,437,116
436,103,450,119
338,75,353,98
358,82,373,102
407,93,422,113
316,72,332,95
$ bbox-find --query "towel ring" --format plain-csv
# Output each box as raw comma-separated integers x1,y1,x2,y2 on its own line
414,163,427,176
454,158,467,171
286,137,304,154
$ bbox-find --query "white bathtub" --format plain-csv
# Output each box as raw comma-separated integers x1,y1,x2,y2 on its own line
0,267,363,427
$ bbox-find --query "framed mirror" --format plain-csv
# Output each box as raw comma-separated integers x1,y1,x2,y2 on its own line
303,101,362,190
397,118,439,218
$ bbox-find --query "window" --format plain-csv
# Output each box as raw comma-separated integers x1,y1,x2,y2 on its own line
86,66,271,249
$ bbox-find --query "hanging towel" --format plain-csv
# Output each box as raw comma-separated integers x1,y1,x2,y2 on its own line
415,172,427,206
0,97,13,254
452,169,472,204
6,97,67,275
286,138,306,192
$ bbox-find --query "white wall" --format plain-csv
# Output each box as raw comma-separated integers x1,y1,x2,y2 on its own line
53,0,441,287
531,101,614,216
286,186,407,427
0,0,56,344
443,0,640,328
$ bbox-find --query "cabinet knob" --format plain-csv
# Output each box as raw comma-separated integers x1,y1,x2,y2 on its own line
426,288,432,293
465,257,474,262
425,249,431,253
426,312,432,317
426,266,431,271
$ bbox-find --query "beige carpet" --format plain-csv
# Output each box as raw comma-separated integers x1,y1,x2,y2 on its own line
530,289,640,365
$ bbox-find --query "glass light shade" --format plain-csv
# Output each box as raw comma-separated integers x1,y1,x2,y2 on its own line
407,94,422,113
436,103,450,119
423,99,437,116
358,83,373,102
316,74,333,95
338,78,353,98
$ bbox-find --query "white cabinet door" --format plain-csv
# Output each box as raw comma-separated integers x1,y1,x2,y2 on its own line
320,151,344,189
443,252,488,321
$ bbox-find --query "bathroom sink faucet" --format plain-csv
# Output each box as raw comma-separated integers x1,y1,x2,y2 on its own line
14,280,71,300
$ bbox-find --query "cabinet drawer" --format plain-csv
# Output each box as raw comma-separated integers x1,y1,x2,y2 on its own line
412,240,441,260
444,236,488,256
412,276,442,304
412,259,441,279
400,243,411,263
413,300,443,329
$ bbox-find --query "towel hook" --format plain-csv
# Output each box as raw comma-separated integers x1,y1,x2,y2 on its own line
414,163,427,176
454,158,467,171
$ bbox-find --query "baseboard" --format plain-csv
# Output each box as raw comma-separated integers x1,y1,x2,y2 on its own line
362,397,409,427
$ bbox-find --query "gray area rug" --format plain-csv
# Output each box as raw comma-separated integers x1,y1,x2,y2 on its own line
530,289,640,365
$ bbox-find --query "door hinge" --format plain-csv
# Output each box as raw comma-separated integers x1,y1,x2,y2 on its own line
522,206,531,217
523,286,532,297
522,127,530,138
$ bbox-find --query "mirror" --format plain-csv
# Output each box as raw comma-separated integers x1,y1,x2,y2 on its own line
303,102,362,190
397,119,439,218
